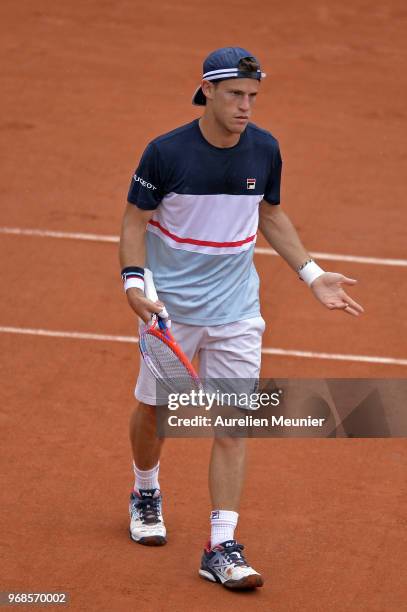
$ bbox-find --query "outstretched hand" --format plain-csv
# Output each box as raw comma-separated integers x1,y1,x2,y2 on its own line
311,273,364,316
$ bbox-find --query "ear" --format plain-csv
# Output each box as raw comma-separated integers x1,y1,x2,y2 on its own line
201,79,215,102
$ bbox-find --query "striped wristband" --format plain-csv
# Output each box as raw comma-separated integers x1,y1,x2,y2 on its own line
297,258,325,286
121,266,145,292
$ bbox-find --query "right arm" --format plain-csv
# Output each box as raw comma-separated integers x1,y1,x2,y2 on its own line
119,203,164,322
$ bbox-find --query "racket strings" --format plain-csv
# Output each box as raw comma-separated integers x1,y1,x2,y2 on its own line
140,331,200,394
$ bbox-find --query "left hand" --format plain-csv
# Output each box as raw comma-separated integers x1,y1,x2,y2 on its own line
311,273,364,316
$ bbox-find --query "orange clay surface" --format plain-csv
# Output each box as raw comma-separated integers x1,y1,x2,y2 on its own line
1,1,406,610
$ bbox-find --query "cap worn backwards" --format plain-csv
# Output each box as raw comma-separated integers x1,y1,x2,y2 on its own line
192,46,266,106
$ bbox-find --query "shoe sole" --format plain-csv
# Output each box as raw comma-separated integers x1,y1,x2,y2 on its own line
129,530,167,546
223,574,264,589
199,569,264,589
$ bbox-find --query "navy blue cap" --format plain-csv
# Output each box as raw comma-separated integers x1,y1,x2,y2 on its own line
192,47,266,106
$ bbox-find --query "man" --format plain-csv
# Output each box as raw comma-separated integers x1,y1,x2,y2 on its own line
119,47,363,590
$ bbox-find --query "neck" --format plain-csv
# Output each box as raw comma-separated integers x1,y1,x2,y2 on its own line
198,114,241,148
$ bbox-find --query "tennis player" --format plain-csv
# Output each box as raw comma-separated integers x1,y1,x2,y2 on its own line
119,47,364,590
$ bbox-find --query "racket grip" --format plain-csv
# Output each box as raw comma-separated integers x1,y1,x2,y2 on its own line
158,306,170,319
144,268,170,320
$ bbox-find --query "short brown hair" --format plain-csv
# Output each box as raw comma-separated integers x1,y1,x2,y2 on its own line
237,56,260,73
212,57,260,90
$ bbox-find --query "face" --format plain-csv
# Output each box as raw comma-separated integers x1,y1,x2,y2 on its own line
202,77,260,134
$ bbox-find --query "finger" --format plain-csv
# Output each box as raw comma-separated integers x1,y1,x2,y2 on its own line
144,299,165,314
342,294,365,313
343,305,361,317
148,299,169,319
326,300,348,310
133,302,163,322
339,276,358,285
326,300,356,313
137,309,154,323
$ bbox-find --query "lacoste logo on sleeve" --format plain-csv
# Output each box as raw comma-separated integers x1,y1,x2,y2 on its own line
247,178,256,190
133,174,157,190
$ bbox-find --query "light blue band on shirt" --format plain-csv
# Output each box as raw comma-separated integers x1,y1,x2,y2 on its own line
145,232,261,326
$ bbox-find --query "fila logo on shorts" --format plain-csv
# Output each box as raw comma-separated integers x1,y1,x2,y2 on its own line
133,174,157,190
247,178,256,190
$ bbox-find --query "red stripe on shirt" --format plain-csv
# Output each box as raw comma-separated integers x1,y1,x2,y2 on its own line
148,220,256,248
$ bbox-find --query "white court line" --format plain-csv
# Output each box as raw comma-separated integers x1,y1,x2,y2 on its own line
1,325,406,366
0,326,138,344
261,347,407,366
0,226,119,243
1,226,406,267
255,247,407,267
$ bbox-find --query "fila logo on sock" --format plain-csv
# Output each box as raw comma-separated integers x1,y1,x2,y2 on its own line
247,178,256,190
211,511,220,519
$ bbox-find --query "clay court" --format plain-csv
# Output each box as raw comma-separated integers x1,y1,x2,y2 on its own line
1,0,406,610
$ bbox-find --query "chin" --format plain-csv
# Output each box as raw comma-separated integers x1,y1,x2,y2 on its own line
227,123,247,135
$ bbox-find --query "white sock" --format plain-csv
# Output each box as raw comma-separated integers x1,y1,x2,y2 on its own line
133,461,160,491
210,510,239,547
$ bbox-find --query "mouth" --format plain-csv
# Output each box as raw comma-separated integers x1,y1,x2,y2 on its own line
235,116,249,122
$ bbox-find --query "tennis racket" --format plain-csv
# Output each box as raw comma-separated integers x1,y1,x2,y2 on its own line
139,269,202,395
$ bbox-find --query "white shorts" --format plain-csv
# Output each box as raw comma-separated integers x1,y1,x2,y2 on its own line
134,316,266,406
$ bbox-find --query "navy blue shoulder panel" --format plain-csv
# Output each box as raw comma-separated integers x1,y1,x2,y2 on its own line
128,119,282,205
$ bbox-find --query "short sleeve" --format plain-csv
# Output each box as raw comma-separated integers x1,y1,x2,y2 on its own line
127,142,164,210
263,144,282,205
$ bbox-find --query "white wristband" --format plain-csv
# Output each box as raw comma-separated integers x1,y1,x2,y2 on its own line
124,277,145,292
298,260,325,286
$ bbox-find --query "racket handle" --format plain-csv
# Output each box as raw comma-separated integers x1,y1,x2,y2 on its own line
144,268,170,319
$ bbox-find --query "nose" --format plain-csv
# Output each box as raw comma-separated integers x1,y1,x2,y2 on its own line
238,94,251,112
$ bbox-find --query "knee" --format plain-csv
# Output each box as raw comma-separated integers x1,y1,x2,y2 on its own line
137,402,157,416
213,436,246,452
131,402,157,425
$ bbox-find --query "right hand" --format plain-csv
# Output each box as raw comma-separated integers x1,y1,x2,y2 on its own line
126,288,166,323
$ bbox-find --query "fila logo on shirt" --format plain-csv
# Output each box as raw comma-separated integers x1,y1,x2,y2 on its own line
133,174,157,190
247,178,256,190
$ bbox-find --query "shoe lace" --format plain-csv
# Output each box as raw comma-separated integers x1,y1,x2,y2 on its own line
137,497,161,524
223,544,249,567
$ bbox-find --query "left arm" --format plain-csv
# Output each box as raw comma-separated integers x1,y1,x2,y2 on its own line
258,201,364,316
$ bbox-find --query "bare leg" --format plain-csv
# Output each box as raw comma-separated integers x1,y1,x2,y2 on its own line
208,437,247,511
129,401,167,546
203,437,263,588
129,401,164,469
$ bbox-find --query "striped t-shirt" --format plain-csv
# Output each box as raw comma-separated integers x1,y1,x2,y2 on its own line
127,118,282,325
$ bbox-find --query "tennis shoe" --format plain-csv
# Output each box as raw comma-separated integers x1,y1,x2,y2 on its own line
129,488,167,546
199,540,263,589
